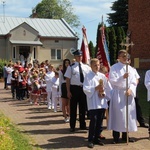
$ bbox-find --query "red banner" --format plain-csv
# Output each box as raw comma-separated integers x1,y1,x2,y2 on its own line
81,26,90,65
96,25,110,71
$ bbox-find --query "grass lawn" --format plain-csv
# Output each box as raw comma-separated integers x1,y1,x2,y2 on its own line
0,113,40,150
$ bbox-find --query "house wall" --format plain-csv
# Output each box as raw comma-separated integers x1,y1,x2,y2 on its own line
37,39,77,67
10,23,39,41
128,0,150,69
0,38,6,59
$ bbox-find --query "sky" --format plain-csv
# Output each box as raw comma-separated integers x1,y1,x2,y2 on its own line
0,0,115,47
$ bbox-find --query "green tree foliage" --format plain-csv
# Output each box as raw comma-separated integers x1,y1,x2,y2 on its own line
105,27,110,54
31,0,80,29
108,27,117,65
88,41,95,58
115,27,125,57
107,0,128,31
95,23,102,57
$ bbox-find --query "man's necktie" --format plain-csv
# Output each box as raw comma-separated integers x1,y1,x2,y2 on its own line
79,63,84,83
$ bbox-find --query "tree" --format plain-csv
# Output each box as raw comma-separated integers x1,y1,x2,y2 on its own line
107,0,128,31
115,26,125,57
108,27,117,65
31,0,80,29
88,41,95,58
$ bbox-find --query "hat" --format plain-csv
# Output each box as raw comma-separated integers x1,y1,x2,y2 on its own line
18,67,24,73
73,50,82,56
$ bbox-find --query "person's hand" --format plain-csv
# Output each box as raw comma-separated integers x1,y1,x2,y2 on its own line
123,73,129,79
125,89,132,96
67,91,72,99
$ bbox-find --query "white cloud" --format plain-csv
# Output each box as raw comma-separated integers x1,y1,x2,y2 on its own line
72,0,114,19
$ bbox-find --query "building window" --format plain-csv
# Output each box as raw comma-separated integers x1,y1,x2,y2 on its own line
51,49,62,60
55,40,59,43
12,46,16,59
33,47,36,59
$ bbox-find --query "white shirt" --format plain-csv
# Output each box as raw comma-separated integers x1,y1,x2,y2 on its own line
144,70,150,101
6,67,14,84
83,71,112,110
45,71,55,91
64,62,91,85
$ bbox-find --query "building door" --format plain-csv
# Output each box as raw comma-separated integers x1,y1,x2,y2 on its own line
19,46,30,60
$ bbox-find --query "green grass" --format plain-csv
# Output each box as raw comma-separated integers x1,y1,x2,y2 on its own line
0,113,40,150
137,83,150,122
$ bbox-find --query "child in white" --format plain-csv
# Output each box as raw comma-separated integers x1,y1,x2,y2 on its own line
51,71,62,112
45,65,55,109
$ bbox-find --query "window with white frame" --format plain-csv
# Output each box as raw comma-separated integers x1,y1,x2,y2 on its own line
51,49,62,60
12,46,16,59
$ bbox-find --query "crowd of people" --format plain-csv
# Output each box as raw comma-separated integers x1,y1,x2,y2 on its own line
2,49,149,148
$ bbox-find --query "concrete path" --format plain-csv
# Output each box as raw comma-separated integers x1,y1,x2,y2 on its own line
0,82,149,150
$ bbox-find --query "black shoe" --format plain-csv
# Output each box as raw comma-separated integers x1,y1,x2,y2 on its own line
70,128,75,132
94,139,104,146
99,134,106,140
80,126,87,130
129,138,135,142
88,142,94,148
112,141,118,144
113,138,119,144
140,123,149,128
122,137,135,143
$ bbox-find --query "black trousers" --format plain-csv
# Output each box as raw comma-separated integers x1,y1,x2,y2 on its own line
70,85,87,129
11,85,19,98
135,97,145,125
88,109,105,142
4,77,7,89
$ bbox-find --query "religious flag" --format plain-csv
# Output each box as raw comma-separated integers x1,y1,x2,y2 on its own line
96,21,110,71
81,26,90,65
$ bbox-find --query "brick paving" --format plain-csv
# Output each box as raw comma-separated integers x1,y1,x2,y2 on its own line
0,82,150,150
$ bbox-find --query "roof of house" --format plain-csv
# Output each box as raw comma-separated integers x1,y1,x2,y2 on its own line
0,16,77,39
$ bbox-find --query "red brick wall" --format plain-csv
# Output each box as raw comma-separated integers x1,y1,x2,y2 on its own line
128,0,150,69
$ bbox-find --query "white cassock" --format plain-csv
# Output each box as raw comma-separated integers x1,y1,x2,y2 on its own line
108,62,137,132
83,71,112,111
144,70,150,101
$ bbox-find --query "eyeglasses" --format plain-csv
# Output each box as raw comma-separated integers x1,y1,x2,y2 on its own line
119,55,127,58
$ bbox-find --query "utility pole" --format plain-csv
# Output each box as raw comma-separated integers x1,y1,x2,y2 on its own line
2,1,5,23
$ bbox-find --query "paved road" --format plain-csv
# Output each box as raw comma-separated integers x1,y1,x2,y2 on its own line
0,82,150,150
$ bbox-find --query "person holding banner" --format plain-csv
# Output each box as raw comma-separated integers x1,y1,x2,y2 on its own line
108,50,137,144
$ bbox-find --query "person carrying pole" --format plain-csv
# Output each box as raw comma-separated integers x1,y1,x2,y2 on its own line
108,50,137,144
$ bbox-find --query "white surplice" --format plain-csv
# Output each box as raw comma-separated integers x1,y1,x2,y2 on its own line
144,70,150,101
83,71,112,111
108,62,137,132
